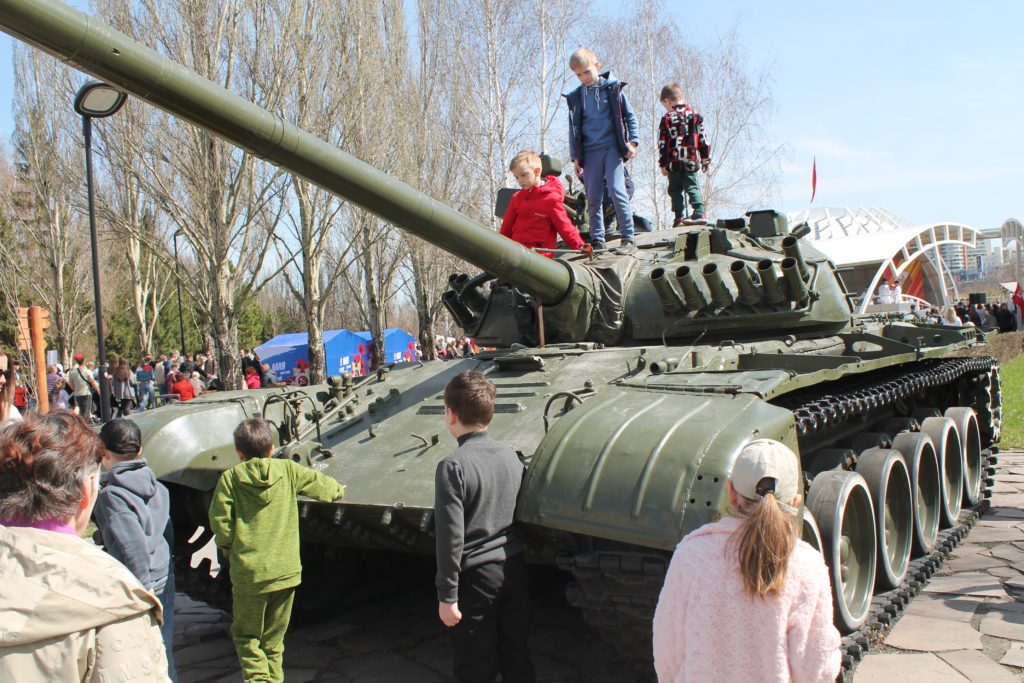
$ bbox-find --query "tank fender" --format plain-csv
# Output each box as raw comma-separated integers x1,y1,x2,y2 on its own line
517,388,797,550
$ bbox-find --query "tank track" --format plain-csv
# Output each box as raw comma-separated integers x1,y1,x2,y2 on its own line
836,454,995,682
559,356,1000,679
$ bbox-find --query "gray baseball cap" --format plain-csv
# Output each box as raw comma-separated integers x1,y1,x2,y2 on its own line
731,439,800,506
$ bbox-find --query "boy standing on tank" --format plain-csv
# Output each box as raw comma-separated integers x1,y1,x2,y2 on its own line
565,47,639,252
209,418,345,683
435,371,535,683
658,83,711,225
501,150,585,256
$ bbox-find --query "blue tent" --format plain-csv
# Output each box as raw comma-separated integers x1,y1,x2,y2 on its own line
254,333,308,382
356,328,418,365
324,329,366,375
256,328,415,380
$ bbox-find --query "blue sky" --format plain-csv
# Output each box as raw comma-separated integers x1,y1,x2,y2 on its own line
2,1,1022,230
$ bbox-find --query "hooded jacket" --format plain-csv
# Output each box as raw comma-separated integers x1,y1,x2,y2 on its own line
0,525,169,682
208,457,345,594
94,458,172,593
652,515,841,683
499,175,584,254
564,71,639,162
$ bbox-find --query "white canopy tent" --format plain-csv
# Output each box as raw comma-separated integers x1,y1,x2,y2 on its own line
789,208,980,314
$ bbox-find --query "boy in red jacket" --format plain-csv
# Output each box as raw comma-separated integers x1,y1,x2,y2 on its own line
500,151,584,257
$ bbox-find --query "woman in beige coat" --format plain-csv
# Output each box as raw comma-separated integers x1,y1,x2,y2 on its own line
0,410,170,682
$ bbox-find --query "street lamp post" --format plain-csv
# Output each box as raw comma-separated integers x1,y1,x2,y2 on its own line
173,230,186,354
74,81,127,424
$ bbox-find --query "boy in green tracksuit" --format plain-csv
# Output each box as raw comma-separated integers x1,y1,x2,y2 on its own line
209,418,345,682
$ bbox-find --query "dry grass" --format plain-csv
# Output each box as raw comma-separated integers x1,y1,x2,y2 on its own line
947,331,1022,449
952,331,1024,366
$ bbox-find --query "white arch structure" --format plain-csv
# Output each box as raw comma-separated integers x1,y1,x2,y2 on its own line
789,208,980,314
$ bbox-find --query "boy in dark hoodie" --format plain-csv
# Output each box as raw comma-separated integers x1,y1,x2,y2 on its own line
95,417,178,681
565,47,639,252
500,150,585,257
209,418,345,682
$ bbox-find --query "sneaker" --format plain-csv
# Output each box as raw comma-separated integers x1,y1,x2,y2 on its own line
617,239,636,253
591,240,606,251
672,217,684,228
690,211,705,220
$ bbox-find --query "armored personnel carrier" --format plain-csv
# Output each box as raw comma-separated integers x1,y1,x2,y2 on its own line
1,0,1001,669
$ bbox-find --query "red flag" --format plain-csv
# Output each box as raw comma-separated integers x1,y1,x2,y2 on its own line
810,156,817,204
1013,283,1024,311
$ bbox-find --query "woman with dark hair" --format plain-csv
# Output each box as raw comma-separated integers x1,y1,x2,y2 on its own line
0,349,21,423
111,358,137,417
0,411,169,681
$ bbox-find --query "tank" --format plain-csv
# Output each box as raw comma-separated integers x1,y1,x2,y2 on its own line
2,0,1003,668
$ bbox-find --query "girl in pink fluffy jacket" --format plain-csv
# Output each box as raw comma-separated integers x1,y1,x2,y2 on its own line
652,439,841,683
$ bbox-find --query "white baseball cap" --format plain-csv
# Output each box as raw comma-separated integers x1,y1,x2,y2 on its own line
731,439,801,509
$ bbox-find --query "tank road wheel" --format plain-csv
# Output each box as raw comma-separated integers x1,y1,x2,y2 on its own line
946,407,983,506
806,471,877,633
802,507,824,554
892,432,941,556
856,448,913,590
920,417,964,527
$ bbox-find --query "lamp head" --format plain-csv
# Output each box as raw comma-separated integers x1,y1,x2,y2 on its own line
74,81,127,118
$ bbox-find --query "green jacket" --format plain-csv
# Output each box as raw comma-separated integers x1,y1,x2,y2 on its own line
208,458,344,594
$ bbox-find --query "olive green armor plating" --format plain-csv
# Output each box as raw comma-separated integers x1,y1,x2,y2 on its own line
1,0,1002,655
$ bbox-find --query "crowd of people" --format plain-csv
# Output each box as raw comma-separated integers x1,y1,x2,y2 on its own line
1,335,491,425
917,299,1023,331
435,336,478,360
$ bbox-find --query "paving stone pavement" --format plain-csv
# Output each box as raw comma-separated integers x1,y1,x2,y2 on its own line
854,450,1024,682
171,567,649,682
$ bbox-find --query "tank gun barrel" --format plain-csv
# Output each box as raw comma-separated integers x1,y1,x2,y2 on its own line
0,0,572,304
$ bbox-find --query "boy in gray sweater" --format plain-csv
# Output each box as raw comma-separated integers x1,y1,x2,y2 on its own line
434,371,535,683
95,418,177,681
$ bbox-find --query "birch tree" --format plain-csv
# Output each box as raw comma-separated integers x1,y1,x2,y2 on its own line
0,48,94,364
266,0,357,383
93,99,174,358
675,30,783,214
603,0,782,222
100,0,292,388
333,0,411,368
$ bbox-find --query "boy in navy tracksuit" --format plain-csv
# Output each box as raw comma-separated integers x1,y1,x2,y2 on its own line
565,47,639,251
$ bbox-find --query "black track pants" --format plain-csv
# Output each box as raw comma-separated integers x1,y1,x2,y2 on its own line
449,553,536,683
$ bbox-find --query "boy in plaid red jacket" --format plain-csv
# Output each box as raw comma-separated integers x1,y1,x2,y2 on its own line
658,83,711,224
